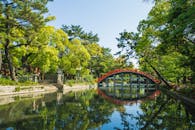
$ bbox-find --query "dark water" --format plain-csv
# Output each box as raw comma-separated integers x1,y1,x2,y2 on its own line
0,89,194,130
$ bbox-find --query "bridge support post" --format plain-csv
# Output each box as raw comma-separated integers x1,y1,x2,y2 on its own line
121,73,124,98
146,79,149,94
129,73,132,98
113,75,116,98
137,75,140,98
106,78,109,88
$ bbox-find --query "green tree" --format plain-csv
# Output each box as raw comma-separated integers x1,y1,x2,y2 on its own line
61,25,99,44
0,0,54,80
117,0,195,85
25,26,69,79
60,39,91,79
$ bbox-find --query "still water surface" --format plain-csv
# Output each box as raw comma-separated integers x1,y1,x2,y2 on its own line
0,89,194,130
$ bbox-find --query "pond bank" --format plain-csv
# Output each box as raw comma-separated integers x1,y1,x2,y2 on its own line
63,84,97,93
0,83,97,96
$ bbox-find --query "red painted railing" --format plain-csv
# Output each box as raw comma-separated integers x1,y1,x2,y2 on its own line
98,69,160,84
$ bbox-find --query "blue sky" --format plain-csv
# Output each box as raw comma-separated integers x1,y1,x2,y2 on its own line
47,0,153,55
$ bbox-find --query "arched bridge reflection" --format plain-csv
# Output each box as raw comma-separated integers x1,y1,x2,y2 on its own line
97,69,160,102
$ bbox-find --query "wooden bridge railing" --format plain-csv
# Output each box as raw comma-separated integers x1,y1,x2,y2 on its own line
97,69,160,84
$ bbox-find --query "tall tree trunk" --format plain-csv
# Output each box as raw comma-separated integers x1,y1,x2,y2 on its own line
144,59,172,88
4,4,16,81
5,44,16,81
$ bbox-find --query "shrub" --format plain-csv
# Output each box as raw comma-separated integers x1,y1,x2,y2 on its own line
15,87,21,92
0,78,18,85
66,80,75,87
0,78,37,86
82,75,95,84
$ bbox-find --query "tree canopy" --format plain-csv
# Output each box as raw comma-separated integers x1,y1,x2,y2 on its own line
0,1,123,82
116,0,195,85
1,0,192,86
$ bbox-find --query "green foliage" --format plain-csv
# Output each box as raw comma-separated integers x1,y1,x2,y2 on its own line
0,78,37,86
65,77,95,87
90,47,133,77
59,38,91,77
0,0,128,83
82,75,95,84
15,86,21,92
0,0,54,80
0,78,17,86
66,80,75,87
117,0,195,85
61,25,99,43
31,46,59,73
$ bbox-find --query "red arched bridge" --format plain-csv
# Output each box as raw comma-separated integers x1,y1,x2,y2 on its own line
98,69,160,85
97,69,161,100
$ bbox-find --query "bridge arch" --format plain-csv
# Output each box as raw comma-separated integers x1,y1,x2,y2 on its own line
97,69,160,101
98,69,160,84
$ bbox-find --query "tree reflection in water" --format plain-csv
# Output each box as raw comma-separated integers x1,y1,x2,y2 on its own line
0,90,194,130
101,92,195,130
0,90,116,130
139,93,195,130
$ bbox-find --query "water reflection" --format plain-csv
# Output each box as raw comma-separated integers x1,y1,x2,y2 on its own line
140,93,195,130
0,90,116,130
0,89,194,130
98,82,159,106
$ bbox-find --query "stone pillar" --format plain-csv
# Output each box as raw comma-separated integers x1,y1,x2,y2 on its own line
57,69,63,84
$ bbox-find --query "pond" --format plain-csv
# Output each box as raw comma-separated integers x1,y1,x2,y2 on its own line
0,88,194,130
